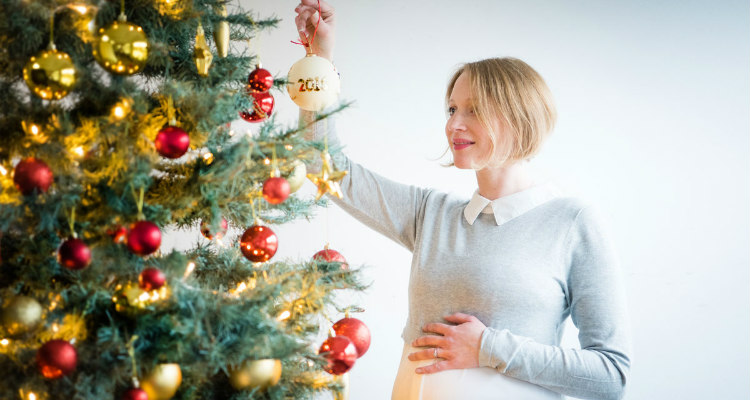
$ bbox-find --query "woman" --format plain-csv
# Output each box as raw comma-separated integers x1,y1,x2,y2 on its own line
294,2,632,399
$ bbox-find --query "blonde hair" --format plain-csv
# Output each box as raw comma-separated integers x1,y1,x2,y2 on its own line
444,57,556,169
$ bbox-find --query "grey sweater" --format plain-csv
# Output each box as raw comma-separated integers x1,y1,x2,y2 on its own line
302,112,633,400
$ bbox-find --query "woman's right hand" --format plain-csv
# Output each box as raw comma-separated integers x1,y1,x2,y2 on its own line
294,0,336,61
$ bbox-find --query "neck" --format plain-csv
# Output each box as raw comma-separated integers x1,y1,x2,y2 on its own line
475,160,540,200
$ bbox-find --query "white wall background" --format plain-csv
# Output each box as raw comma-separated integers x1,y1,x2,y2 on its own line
164,1,750,399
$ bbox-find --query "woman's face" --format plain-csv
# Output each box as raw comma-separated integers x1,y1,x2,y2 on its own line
445,73,499,170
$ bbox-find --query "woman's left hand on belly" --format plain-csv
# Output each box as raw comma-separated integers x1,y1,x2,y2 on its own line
408,313,487,374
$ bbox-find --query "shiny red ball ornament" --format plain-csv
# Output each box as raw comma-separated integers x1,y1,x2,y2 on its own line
262,177,290,205
240,225,278,262
200,217,228,240
57,238,92,270
239,91,274,123
13,158,53,195
312,248,349,269
318,335,358,375
247,65,274,93
121,388,149,400
155,126,190,159
333,317,371,358
126,221,162,256
37,339,77,379
139,267,166,290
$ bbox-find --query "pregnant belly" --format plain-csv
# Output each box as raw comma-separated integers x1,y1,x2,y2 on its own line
391,343,561,400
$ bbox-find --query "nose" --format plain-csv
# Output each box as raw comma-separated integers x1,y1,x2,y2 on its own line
446,114,466,135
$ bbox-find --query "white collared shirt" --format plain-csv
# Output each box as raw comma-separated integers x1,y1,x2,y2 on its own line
463,180,567,226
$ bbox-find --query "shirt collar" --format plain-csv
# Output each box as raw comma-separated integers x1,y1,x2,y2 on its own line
463,180,565,226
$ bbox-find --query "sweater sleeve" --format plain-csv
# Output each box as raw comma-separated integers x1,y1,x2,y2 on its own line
477,204,633,400
300,110,430,252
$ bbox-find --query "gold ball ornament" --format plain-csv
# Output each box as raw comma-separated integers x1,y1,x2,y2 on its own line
1,296,43,335
284,160,307,194
112,282,170,317
93,17,149,75
141,363,182,400
287,54,340,111
228,359,282,390
23,48,77,100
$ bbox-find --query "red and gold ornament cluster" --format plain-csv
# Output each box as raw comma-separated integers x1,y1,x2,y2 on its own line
319,317,371,375
240,65,275,123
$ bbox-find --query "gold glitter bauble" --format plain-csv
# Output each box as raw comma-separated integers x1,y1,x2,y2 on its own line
1,296,43,335
141,363,182,400
228,359,282,390
93,20,149,75
23,49,77,100
112,282,170,317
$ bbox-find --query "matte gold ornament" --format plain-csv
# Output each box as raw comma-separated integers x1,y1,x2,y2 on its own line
1,296,43,335
287,54,340,111
93,15,149,75
194,23,213,77
228,358,282,390
307,151,347,200
141,363,182,400
23,47,77,100
112,282,170,317
284,159,307,194
213,4,229,58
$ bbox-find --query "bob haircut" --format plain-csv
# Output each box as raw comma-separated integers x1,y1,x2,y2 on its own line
444,57,557,169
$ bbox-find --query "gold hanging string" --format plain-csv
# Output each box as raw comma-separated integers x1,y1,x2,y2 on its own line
271,144,280,177
127,335,140,387
48,13,56,49
131,186,145,219
66,206,77,238
167,96,176,126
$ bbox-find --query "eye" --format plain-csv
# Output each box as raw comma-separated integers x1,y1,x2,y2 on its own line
447,106,456,116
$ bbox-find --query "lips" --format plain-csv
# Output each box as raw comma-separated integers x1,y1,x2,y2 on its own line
452,139,475,150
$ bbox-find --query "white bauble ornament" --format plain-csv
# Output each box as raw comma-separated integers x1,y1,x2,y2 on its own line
284,159,307,194
287,54,340,111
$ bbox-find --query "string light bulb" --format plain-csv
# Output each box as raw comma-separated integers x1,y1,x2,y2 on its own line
277,310,291,321
111,98,132,120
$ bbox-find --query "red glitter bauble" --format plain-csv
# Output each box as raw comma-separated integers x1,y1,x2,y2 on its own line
239,91,274,123
333,317,371,358
139,267,166,290
262,177,290,205
121,388,149,400
13,158,53,195
239,225,278,262
312,248,348,270
57,238,91,270
155,126,190,159
126,221,162,256
200,217,228,240
247,65,274,93
318,336,358,375
37,339,77,379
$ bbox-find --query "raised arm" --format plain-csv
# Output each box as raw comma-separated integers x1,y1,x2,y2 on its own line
477,205,633,400
300,110,430,252
295,1,431,252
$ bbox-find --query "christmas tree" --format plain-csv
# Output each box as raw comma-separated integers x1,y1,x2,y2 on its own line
0,0,367,398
